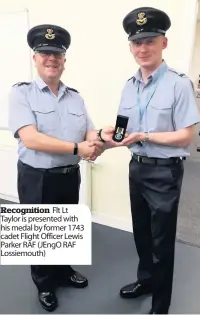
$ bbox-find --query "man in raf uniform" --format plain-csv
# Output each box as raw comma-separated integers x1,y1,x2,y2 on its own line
8,24,111,312
116,7,200,314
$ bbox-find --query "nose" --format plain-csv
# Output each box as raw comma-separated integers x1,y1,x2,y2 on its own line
48,54,57,60
140,43,148,52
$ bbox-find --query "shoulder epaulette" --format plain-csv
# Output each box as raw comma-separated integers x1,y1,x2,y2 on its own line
67,87,79,93
12,82,31,87
168,68,187,78
169,68,194,89
128,76,134,81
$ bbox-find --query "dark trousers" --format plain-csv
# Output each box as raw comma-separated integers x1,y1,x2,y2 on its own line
17,160,81,291
129,157,184,312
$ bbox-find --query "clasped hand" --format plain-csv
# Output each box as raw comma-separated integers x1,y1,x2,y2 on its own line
77,140,104,161
78,128,143,161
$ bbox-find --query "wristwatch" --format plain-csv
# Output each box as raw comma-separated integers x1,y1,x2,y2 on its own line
73,143,78,155
97,129,106,143
143,132,149,142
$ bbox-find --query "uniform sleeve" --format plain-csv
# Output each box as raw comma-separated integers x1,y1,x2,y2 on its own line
83,103,95,131
8,85,37,138
173,78,200,130
117,83,127,113
86,114,95,131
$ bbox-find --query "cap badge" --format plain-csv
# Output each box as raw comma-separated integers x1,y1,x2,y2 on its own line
136,12,147,25
45,29,55,40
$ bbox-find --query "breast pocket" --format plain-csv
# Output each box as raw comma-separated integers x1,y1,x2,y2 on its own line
147,102,172,132
67,106,87,133
31,104,59,133
119,104,139,133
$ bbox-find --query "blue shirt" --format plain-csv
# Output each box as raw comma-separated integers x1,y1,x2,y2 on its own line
118,61,200,158
8,76,94,168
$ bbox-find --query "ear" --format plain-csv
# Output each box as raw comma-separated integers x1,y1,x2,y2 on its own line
33,53,36,62
63,57,66,70
162,37,168,49
129,42,133,54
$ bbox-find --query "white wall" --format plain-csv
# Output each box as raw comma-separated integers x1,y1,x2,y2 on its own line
0,0,198,229
190,22,200,87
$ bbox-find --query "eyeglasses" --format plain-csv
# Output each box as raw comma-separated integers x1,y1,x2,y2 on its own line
35,51,65,59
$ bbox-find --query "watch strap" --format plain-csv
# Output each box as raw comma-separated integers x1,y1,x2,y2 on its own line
97,129,106,143
73,143,78,155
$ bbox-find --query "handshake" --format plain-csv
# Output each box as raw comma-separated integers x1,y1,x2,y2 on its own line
77,126,127,161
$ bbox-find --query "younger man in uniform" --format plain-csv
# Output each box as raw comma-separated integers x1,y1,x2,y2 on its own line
116,7,199,314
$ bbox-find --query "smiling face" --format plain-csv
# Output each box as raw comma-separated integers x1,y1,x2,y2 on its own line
129,35,168,70
33,51,66,83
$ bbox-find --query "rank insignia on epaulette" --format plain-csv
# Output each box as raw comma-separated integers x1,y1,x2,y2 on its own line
179,73,186,77
168,68,187,77
12,82,31,87
128,76,134,81
67,87,79,93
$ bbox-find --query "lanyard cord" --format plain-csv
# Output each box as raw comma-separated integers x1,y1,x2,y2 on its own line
136,67,167,122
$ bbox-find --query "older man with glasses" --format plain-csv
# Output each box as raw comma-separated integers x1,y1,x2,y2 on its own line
8,24,113,312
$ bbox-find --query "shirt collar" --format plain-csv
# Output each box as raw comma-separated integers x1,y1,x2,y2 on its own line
34,76,48,90
34,76,68,94
133,60,168,85
59,80,68,94
150,60,168,82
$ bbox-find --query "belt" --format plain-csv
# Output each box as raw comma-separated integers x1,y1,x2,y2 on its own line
18,160,79,174
38,164,79,174
132,153,185,165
